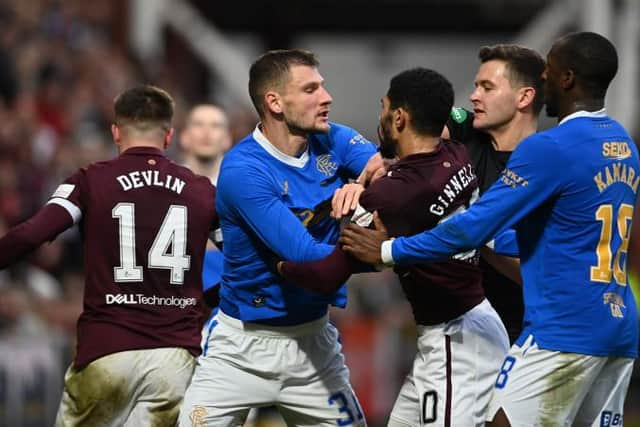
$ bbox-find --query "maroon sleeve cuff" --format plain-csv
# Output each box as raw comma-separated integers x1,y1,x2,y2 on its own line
0,204,74,269
280,246,369,294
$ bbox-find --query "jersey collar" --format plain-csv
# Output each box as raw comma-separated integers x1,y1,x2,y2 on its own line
120,146,165,157
559,108,607,125
252,125,310,168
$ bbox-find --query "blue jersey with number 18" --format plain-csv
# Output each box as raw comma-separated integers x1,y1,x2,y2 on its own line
216,123,376,325
391,111,639,357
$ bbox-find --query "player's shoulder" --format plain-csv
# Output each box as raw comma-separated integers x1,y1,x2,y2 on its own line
443,140,474,168
222,132,262,165
513,129,563,163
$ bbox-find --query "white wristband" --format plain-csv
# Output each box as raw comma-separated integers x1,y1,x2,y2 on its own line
381,239,395,266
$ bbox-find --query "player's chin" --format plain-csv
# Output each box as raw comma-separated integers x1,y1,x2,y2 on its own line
313,120,331,133
472,117,487,130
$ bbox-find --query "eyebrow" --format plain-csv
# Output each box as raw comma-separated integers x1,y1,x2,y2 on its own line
475,79,496,87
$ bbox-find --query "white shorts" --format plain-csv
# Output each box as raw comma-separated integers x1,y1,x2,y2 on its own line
55,347,195,427
486,335,635,426
389,299,510,427
179,310,366,427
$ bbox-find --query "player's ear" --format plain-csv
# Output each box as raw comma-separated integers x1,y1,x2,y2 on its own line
394,108,407,132
111,124,121,146
265,91,282,115
561,68,576,90
517,87,536,111
164,127,175,150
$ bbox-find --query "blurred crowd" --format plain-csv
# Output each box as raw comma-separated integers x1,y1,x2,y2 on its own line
0,1,419,425
0,1,638,427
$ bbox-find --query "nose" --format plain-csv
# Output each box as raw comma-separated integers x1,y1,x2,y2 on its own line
320,86,333,105
469,86,480,103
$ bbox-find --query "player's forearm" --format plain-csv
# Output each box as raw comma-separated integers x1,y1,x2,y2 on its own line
280,246,368,294
0,204,73,268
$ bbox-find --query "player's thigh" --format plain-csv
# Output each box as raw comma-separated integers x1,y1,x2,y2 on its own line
56,348,170,427
388,372,420,427
178,356,273,427
277,324,366,427
125,347,196,427
572,357,634,427
451,300,509,425
393,303,508,427
486,336,604,426
179,328,281,427
278,381,366,427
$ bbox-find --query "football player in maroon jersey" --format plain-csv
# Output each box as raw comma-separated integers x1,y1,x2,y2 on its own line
278,68,510,426
0,85,219,426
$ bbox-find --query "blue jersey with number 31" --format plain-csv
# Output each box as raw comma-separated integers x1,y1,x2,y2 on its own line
391,111,639,357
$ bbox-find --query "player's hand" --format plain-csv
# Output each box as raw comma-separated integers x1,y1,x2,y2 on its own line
331,183,365,219
357,153,386,186
339,212,389,264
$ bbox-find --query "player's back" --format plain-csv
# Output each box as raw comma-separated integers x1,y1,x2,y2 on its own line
517,115,639,357
64,147,217,367
360,141,484,325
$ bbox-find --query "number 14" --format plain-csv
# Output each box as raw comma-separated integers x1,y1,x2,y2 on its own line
112,203,191,285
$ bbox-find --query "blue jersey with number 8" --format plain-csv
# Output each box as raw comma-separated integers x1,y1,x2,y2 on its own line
391,112,639,357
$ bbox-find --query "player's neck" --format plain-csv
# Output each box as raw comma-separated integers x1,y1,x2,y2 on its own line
558,98,605,122
488,115,537,152
397,134,440,158
119,140,165,154
260,122,308,157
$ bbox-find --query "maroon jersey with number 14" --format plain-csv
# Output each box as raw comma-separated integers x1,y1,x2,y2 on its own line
49,147,217,367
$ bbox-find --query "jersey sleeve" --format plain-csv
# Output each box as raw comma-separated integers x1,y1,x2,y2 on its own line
488,228,519,257
46,169,89,223
390,133,565,264
328,123,377,177
0,168,88,268
219,164,334,262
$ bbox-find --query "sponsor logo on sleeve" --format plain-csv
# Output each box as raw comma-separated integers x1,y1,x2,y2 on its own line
349,134,368,145
52,184,76,199
500,168,529,189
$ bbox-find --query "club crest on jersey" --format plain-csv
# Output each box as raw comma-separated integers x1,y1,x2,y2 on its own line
603,293,626,319
189,406,208,427
316,154,338,176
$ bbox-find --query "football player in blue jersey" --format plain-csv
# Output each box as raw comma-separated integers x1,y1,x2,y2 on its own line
340,32,639,426
178,48,376,427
